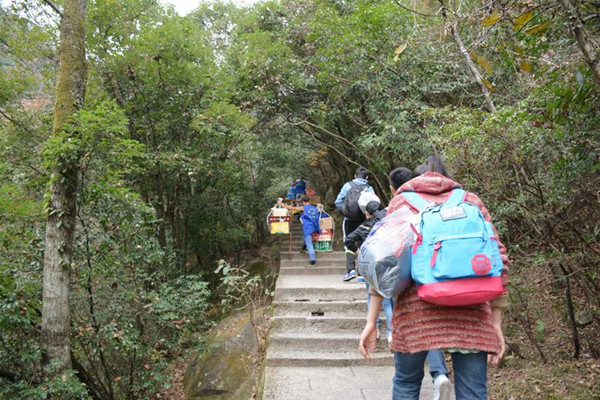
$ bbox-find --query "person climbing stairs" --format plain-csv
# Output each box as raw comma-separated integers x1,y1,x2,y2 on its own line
262,223,447,399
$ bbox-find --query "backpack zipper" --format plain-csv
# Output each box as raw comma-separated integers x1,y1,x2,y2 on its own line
430,241,442,268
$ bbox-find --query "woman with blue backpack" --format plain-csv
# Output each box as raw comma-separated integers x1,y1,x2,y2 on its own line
359,155,509,400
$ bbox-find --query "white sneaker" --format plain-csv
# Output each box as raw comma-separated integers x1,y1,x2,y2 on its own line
433,374,452,400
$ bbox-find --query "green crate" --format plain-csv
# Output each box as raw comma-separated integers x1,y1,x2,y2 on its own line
314,240,332,252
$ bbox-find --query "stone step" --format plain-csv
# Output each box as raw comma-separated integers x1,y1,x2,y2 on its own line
278,266,346,275
280,237,302,243
269,332,391,352
280,238,335,246
280,259,345,268
264,264,397,386
280,251,346,261
262,366,397,400
272,300,368,316
269,315,386,333
265,348,394,367
262,366,440,400
273,275,367,302
273,286,367,302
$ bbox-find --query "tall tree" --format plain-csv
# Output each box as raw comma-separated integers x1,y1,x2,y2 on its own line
438,1,496,112
41,0,87,373
558,0,600,86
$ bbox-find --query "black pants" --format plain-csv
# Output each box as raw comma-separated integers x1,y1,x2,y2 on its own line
343,217,364,272
342,218,364,240
346,251,356,272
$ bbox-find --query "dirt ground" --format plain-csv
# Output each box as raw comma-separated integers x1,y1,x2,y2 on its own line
489,357,600,399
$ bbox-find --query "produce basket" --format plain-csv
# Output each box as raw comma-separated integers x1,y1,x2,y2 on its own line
267,205,291,235
312,211,334,251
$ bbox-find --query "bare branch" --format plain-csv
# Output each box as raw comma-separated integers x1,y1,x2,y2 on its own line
283,114,388,195
0,108,38,135
558,0,600,87
393,0,442,17
289,117,360,151
439,1,497,112
40,0,63,17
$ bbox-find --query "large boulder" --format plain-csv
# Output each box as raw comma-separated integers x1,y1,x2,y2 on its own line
183,311,265,400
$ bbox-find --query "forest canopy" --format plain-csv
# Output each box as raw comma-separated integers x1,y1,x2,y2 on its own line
0,0,598,398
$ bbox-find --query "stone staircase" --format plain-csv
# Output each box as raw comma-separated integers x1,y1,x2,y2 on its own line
262,222,396,399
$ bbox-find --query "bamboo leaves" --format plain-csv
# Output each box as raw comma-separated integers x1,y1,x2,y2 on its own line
480,8,548,35
480,8,501,27
513,9,534,31
471,51,493,74
520,61,533,74
525,22,548,35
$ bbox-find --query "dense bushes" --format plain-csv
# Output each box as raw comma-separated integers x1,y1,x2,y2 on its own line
1,0,598,398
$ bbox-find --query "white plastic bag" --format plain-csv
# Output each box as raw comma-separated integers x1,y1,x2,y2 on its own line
357,206,416,302
358,191,381,213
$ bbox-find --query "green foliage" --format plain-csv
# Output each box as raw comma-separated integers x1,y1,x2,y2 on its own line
149,274,211,341
215,259,274,314
536,320,546,343
1,369,92,400
42,99,140,175
0,182,44,386
69,184,210,398
0,1,56,108
1,0,600,397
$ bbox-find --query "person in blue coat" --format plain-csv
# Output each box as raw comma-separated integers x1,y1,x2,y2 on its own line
278,195,320,266
294,178,307,200
334,167,374,236
286,180,296,200
335,167,375,280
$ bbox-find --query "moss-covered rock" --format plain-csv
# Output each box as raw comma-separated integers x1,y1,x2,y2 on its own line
183,312,263,399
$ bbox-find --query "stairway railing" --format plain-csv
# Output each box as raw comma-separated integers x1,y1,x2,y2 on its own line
288,214,293,260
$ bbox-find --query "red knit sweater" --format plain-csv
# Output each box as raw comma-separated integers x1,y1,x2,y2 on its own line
388,172,509,355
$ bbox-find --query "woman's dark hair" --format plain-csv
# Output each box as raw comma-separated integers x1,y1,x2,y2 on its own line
414,154,450,178
388,167,413,191
413,164,428,176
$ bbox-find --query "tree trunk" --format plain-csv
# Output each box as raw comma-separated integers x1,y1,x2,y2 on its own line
558,0,600,87
439,2,497,112
41,0,87,373
153,169,169,268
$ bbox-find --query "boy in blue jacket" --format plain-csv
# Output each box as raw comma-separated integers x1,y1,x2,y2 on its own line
278,195,320,266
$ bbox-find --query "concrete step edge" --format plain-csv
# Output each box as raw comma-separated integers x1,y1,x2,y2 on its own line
270,315,386,322
270,331,360,339
265,350,394,367
272,300,367,305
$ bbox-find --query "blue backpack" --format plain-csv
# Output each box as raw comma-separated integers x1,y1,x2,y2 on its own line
401,189,504,306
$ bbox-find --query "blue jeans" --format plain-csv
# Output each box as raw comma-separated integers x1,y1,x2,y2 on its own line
392,350,487,400
303,234,316,262
365,283,394,336
427,349,449,380
380,297,393,337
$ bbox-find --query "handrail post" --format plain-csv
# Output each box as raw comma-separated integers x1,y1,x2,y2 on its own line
288,213,292,260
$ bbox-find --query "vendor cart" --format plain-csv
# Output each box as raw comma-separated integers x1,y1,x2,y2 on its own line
267,204,291,235
312,206,334,252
